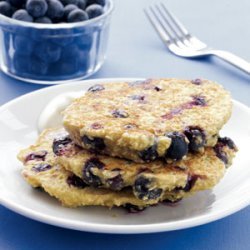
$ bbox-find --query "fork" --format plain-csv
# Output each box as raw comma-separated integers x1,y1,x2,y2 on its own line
144,3,250,75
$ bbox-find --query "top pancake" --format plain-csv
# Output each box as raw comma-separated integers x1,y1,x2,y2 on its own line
63,78,232,163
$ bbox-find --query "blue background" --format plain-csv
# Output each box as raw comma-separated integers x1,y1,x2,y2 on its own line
0,0,249,249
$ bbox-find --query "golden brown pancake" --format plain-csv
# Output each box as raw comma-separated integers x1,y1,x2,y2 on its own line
63,79,232,163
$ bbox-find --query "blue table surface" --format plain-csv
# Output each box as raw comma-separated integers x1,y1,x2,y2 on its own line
0,0,249,249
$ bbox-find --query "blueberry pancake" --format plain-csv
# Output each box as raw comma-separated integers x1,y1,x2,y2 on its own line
18,128,237,205
63,78,232,163
55,130,236,202
17,129,185,209
21,164,153,209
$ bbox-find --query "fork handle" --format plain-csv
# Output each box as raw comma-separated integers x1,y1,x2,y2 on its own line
212,50,250,75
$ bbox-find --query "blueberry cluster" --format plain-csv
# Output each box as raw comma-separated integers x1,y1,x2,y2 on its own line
134,175,163,201
6,31,92,79
0,0,105,23
1,0,108,79
83,157,105,187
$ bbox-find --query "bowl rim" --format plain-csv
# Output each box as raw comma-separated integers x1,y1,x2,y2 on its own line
0,0,114,30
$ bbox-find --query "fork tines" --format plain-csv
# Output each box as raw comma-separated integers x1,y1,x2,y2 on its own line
144,3,192,45
144,2,208,51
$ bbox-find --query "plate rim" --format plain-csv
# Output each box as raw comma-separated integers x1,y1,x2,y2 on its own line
0,78,250,234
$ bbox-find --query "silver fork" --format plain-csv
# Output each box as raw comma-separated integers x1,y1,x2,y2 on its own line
144,3,250,75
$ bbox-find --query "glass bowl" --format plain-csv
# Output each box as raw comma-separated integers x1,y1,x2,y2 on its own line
0,0,114,85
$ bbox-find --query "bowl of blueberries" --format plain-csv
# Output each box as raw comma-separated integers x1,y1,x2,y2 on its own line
0,0,114,84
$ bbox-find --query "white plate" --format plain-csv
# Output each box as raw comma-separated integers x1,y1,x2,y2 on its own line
0,78,250,234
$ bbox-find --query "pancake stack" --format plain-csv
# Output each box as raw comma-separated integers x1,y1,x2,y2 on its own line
17,79,237,212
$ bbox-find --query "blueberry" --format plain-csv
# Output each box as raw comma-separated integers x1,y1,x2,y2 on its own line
184,126,206,152
13,53,30,73
63,4,78,19
67,9,88,22
26,0,48,18
13,35,34,56
214,137,237,165
124,124,135,129
46,0,64,19
12,9,33,22
87,0,105,7
175,174,198,192
51,50,90,76
165,132,188,161
130,95,145,101
154,86,161,91
52,136,73,156
35,16,52,23
67,174,87,188
76,34,93,51
78,0,87,10
51,56,78,75
34,42,61,63
0,2,13,17
182,175,198,191
162,198,182,205
191,96,206,106
214,146,228,164
51,29,74,46
82,135,105,151
83,157,104,186
60,44,79,59
111,109,129,118
123,204,146,213
54,57,71,71
139,144,158,162
7,0,25,8
217,137,237,150
61,0,79,5
25,151,48,162
106,170,124,190
32,163,52,172
85,4,104,19
134,176,163,201
88,84,104,92
191,78,203,85
29,56,48,75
